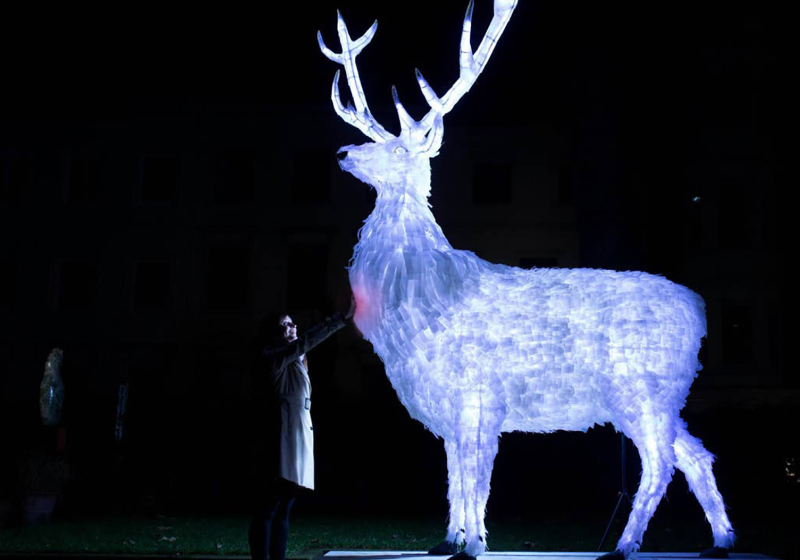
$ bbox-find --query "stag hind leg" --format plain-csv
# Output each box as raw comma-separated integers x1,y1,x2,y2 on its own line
609,410,678,558
674,421,735,556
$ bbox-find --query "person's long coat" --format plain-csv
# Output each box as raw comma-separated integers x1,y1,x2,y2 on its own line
262,313,347,490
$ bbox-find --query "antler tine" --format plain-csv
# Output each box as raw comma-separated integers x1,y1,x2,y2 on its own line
420,114,445,155
417,0,518,132
318,12,394,143
392,86,429,144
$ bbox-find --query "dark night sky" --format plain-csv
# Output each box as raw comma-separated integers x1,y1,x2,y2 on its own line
3,0,784,127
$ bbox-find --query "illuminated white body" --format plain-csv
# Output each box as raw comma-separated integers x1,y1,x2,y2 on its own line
320,2,735,557
352,243,703,441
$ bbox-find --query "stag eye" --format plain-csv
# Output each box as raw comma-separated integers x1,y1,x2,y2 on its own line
393,146,408,155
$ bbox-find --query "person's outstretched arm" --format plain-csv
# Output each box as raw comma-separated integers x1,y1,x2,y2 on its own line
264,297,356,373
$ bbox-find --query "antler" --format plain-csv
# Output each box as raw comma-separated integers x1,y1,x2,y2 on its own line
394,0,518,152
318,12,395,143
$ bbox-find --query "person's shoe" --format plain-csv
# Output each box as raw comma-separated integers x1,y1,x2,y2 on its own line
699,546,729,558
428,541,459,555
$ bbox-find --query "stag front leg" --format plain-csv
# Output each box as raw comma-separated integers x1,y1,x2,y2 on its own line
429,440,465,555
454,390,503,560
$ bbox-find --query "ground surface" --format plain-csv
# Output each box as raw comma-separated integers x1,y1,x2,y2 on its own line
0,514,793,560
326,553,777,560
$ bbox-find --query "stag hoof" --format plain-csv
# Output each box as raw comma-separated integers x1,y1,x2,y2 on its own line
447,552,476,560
428,541,459,555
699,546,729,558
595,551,625,560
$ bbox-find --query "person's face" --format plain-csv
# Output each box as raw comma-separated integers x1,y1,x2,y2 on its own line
280,316,297,342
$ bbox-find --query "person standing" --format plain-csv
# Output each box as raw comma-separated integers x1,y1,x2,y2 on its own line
249,298,356,560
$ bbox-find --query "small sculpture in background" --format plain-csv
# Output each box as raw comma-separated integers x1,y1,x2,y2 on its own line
40,348,65,427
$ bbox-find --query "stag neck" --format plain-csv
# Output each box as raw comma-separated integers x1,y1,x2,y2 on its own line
360,197,452,253
364,156,433,204
375,188,431,210
356,170,449,252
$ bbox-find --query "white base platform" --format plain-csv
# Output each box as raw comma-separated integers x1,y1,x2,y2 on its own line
324,552,777,560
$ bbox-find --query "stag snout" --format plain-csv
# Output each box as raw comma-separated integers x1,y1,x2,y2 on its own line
336,148,352,173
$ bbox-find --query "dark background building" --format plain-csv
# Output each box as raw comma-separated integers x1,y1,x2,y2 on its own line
0,0,791,534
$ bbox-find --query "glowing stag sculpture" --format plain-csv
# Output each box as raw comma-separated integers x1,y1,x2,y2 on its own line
319,2,735,558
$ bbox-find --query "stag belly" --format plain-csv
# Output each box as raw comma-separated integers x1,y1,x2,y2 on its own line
494,329,610,434
371,317,608,438
428,304,610,434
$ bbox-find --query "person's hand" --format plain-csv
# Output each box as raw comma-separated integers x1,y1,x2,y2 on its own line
345,294,356,319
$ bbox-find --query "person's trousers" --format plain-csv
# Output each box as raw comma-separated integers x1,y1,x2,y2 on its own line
249,478,299,560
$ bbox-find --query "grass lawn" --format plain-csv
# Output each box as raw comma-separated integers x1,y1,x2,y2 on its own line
0,513,624,556
0,512,795,559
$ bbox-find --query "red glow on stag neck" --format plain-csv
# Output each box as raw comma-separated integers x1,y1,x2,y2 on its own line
352,284,370,322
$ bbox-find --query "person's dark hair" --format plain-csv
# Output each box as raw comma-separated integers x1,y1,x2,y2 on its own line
256,311,292,348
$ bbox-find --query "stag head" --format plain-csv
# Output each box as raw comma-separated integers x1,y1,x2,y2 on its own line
318,0,517,199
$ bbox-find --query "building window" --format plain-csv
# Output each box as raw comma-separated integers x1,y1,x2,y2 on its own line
701,48,751,129
0,258,14,311
213,149,253,204
688,193,705,248
291,149,330,204
472,162,512,205
719,184,747,249
140,155,178,204
721,303,752,365
287,245,328,310
519,257,558,269
205,247,250,310
557,163,573,205
134,262,172,310
58,261,100,310
1,154,27,205
0,345,13,382
67,159,103,203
